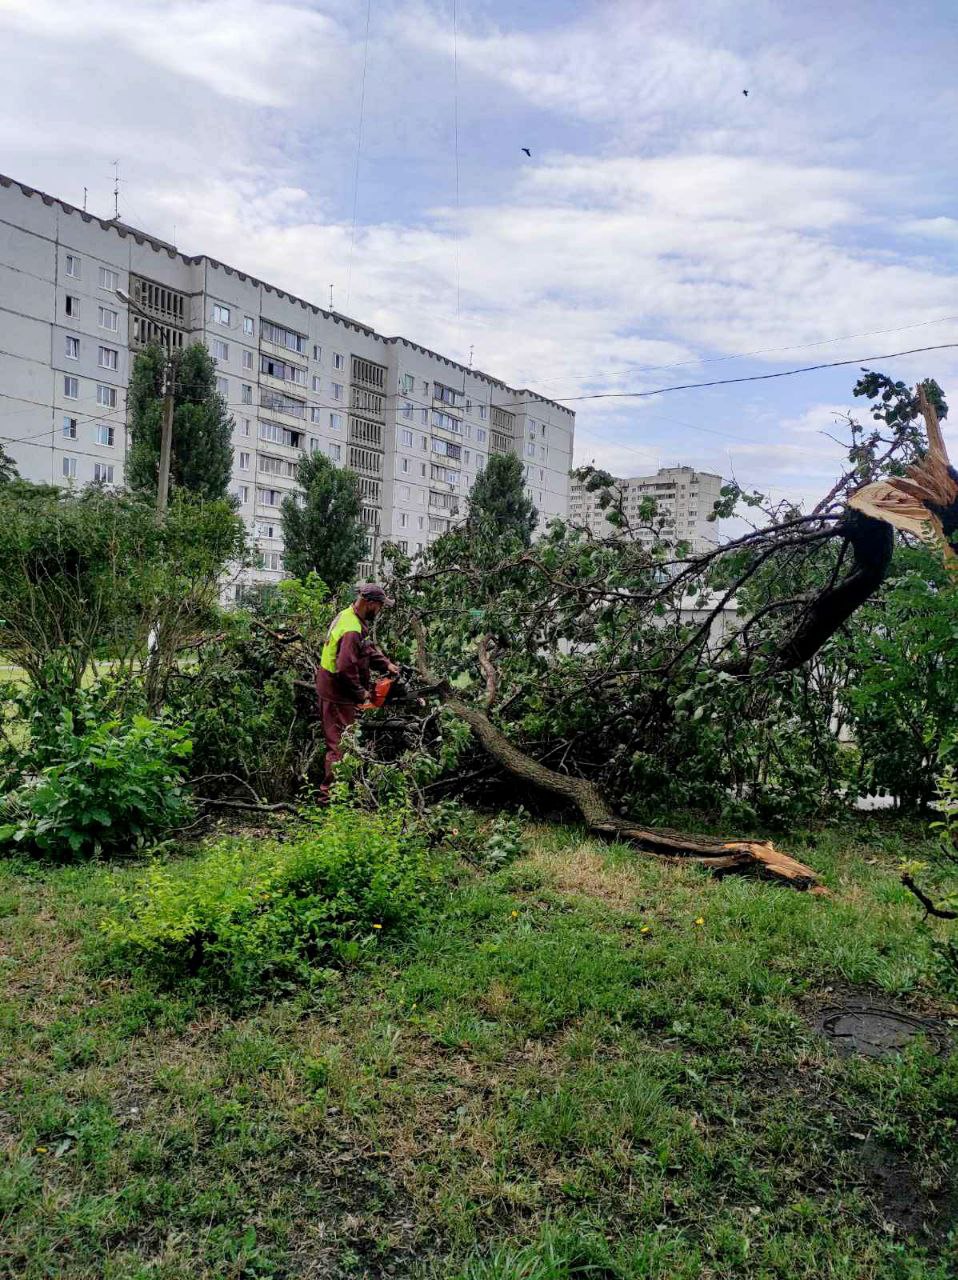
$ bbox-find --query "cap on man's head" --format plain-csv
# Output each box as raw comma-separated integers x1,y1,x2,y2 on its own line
357,582,394,605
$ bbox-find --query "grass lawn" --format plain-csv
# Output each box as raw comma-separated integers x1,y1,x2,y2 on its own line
1,816,956,1278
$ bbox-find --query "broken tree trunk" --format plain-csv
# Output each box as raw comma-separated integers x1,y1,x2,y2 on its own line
410,619,822,891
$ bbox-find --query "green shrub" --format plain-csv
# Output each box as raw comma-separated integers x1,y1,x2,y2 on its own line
0,713,192,860
424,801,526,869
102,808,443,998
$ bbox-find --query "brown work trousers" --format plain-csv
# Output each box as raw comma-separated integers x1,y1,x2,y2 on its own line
318,699,358,804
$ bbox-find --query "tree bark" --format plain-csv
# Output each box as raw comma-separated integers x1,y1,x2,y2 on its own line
410,618,823,891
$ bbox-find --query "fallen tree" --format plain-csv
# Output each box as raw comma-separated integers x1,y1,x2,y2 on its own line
373,375,956,891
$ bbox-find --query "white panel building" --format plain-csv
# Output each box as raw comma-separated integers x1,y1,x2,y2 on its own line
0,173,574,589
569,465,723,552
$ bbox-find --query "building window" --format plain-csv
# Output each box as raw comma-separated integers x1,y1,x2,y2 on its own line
212,303,231,325
211,338,229,360
61,455,77,479
328,443,341,461
261,320,307,353
401,428,413,447
539,446,546,459
526,442,535,457
65,295,79,318
243,418,251,436
464,423,473,438
243,350,253,370
216,376,228,397
241,384,253,405
310,406,323,423
333,352,345,370
418,515,425,530
331,382,343,401
244,316,254,336
479,405,487,420
313,344,322,361
64,336,79,360
98,345,118,370
93,463,114,484
98,266,118,291
65,253,80,278
63,375,79,399
330,412,343,431
262,551,282,572
97,384,117,408
431,410,461,433
312,375,322,392
62,416,77,439
98,305,118,331
399,513,408,528
258,487,282,506
236,484,250,503
239,451,250,470
401,458,409,474
95,424,115,447
401,401,413,419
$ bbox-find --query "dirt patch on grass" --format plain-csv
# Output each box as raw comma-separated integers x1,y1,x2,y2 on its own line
850,1137,958,1240
527,846,643,912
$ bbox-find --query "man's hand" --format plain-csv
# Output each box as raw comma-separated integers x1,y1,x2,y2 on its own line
386,662,400,676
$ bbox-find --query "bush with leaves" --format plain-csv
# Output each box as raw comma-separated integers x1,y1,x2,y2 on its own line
421,800,527,869
102,808,443,998
0,714,192,860
835,544,958,810
164,573,335,801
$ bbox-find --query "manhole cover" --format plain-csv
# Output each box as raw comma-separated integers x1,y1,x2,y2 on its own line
816,1003,950,1059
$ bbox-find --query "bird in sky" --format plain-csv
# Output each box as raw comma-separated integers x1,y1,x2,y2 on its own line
742,89,749,97
521,147,532,157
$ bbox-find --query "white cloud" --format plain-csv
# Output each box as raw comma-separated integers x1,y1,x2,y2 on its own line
1,0,957,499
0,0,344,106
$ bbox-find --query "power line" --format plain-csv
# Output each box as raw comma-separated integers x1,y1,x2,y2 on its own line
345,0,372,311
452,0,462,357
539,342,958,407
530,312,958,394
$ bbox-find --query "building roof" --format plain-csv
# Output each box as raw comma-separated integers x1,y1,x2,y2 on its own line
0,171,573,417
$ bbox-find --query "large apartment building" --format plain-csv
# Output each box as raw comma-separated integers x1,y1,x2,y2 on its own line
569,465,723,552
0,173,574,590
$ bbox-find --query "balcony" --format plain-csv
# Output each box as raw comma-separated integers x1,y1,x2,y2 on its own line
349,385,385,420
348,446,382,477
357,476,382,504
350,355,386,392
348,416,383,449
490,430,513,456
491,405,515,434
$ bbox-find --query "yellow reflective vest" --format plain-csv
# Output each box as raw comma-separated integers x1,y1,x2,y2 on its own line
320,606,363,674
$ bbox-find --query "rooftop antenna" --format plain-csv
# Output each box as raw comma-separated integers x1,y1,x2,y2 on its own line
82,187,88,213
112,160,120,220
468,344,474,368
329,284,335,313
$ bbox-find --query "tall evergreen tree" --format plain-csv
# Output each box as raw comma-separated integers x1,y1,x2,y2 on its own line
127,343,234,501
281,452,367,589
466,452,538,545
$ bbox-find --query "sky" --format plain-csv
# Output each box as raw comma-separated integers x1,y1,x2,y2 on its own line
2,0,958,507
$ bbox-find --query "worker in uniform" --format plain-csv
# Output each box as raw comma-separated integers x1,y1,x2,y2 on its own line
315,583,398,804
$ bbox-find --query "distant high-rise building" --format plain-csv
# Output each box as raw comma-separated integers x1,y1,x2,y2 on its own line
569,465,723,552
0,173,575,593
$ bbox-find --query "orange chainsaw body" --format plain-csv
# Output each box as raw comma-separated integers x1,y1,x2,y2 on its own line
359,676,394,711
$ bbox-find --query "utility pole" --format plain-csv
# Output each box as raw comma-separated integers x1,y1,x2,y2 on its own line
156,360,175,516
115,287,175,519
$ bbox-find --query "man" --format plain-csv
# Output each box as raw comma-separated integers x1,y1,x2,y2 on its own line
315,583,399,804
